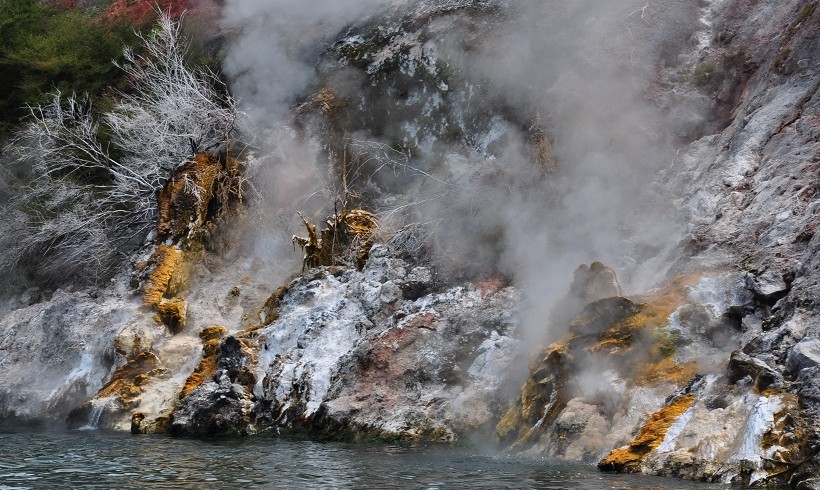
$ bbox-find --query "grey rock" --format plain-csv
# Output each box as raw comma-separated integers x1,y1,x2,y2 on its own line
171,372,255,437
746,271,790,300
570,262,622,303
568,297,641,337
795,366,820,405
787,339,820,376
0,289,134,422
217,336,257,387
727,350,783,390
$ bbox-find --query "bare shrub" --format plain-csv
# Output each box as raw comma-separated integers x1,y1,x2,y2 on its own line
0,13,242,288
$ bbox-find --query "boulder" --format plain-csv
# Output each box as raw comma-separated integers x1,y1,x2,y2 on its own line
787,339,820,376
568,297,642,337
727,350,783,390
216,336,257,388
170,371,255,437
571,262,622,303
746,271,790,302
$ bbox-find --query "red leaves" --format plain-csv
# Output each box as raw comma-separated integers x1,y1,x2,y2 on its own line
104,0,190,26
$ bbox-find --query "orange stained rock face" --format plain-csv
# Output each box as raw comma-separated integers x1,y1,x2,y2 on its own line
142,245,183,308
533,134,557,174
293,209,379,271
258,285,289,327
96,351,163,404
497,272,705,454
587,273,702,387
626,273,702,331
130,411,173,435
598,393,696,473
179,326,228,399
477,275,510,297
760,392,809,476
594,274,701,351
157,153,222,243
635,357,698,387
200,325,229,343
313,88,342,118
141,245,190,332
496,401,525,442
154,298,187,333
496,341,570,446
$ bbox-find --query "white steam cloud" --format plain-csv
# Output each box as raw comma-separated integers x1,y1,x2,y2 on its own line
219,0,707,342
218,0,392,275
222,0,391,123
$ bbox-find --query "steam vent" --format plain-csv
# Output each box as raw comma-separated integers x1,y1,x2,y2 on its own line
1,0,819,487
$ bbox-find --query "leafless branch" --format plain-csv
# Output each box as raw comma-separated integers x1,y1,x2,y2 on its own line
0,12,244,285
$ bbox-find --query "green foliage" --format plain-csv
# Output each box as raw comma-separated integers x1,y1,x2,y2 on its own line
0,0,42,130
654,325,681,358
796,3,817,26
692,60,724,88
0,0,136,131
774,47,793,74
8,12,120,99
181,23,227,80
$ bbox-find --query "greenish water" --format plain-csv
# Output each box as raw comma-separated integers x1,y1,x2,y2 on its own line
0,428,726,489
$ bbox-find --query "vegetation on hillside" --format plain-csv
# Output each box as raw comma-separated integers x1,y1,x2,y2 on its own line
0,12,241,290
0,0,138,133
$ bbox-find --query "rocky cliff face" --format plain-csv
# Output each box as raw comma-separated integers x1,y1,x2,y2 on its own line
496,0,820,486
0,0,818,487
497,0,820,486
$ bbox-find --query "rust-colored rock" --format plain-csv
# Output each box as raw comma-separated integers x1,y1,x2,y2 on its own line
257,285,289,327
156,153,222,243
598,394,696,473
635,358,698,387
526,117,557,174
131,410,172,434
137,152,245,333
179,326,228,399
154,298,187,333
293,209,378,270
497,342,570,448
311,88,343,119
498,270,702,452
759,391,810,479
96,351,163,405
142,245,183,308
140,245,189,332
200,325,229,343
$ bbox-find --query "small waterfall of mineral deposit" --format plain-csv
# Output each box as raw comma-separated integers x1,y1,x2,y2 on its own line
77,399,108,431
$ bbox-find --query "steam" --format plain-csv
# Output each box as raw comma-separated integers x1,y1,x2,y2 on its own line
222,0,390,123
219,0,705,341
219,0,392,276
470,0,704,341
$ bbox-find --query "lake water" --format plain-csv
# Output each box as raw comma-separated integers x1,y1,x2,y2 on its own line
0,428,728,489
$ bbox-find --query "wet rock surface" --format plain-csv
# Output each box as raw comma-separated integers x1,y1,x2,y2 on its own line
0,288,135,422
170,370,255,437
653,0,820,484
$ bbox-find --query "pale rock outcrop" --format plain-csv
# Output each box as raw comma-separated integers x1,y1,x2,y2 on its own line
0,288,136,422
172,244,522,440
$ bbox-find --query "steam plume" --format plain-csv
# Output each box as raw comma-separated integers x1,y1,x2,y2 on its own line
220,0,706,341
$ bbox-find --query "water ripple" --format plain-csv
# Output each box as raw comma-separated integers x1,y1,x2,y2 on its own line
0,430,733,489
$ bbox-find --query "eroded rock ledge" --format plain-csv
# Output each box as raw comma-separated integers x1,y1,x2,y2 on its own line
167,244,522,441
